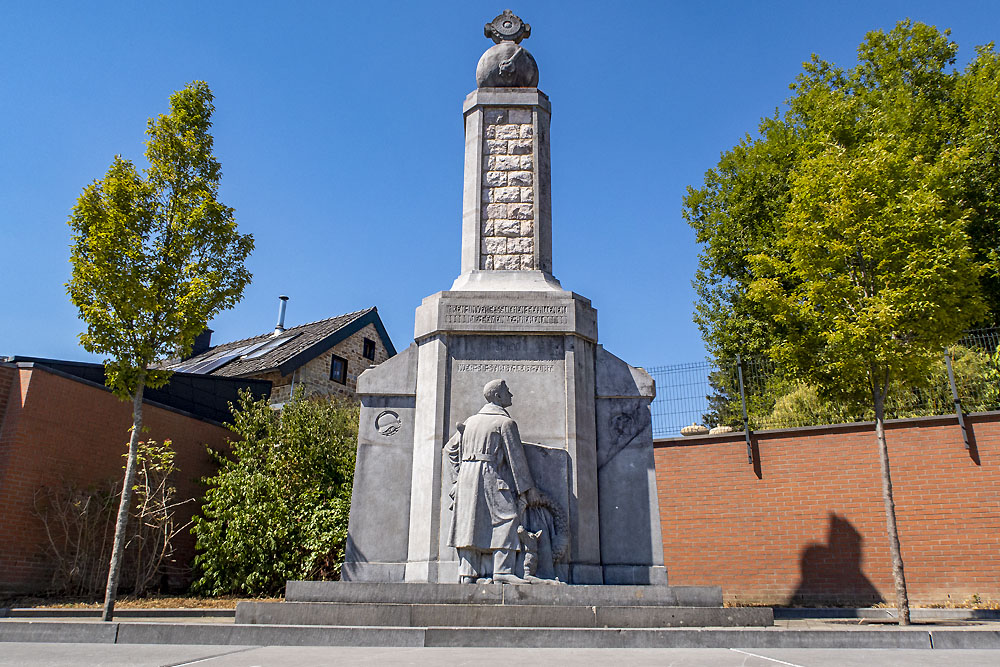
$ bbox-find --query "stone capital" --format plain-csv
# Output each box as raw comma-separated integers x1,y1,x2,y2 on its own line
464,88,551,114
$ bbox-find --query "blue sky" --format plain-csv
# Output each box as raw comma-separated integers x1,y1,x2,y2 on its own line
2,1,998,369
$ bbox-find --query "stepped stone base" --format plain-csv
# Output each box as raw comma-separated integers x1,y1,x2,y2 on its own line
236,601,771,628
284,581,722,606
235,582,771,631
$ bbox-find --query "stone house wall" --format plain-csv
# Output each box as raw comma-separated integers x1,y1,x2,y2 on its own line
265,323,391,404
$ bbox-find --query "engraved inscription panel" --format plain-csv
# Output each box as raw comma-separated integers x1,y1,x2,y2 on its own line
455,361,555,373
447,335,567,451
445,303,568,326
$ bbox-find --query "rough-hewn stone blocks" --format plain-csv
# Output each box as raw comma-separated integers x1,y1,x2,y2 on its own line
480,107,536,270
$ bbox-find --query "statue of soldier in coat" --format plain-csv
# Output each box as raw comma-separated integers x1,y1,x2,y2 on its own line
445,379,541,584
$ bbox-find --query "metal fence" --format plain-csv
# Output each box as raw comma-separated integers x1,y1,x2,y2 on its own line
648,328,1000,439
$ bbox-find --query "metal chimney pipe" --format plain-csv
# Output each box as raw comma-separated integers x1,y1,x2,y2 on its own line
274,295,289,335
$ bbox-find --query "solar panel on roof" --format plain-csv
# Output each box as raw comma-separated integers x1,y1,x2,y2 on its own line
173,354,219,373
242,334,298,360
193,350,243,374
174,342,255,374
239,339,272,356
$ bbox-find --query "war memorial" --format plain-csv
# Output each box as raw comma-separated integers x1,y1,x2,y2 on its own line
235,10,771,639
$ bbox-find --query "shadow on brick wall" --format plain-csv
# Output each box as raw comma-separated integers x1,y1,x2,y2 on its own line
789,513,883,606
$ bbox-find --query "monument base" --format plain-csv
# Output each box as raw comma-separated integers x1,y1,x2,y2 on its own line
344,562,668,586
235,581,772,629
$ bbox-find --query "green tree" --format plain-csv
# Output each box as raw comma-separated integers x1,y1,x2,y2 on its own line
743,22,987,624
191,390,358,597
684,116,800,359
685,22,1000,361
67,81,253,620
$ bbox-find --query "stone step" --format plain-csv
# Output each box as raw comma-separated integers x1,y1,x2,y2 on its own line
236,601,772,628
285,581,722,607
7,621,988,649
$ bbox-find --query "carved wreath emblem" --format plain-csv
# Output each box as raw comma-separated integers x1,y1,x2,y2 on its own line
485,9,531,44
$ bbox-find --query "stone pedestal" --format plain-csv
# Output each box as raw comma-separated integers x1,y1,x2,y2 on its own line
345,283,665,584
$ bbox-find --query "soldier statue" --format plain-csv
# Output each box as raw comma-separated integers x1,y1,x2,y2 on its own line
445,379,542,583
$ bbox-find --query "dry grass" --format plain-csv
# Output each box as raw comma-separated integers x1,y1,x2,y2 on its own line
0,594,281,609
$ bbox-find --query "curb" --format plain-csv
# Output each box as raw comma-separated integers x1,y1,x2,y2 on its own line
773,607,1000,621
6,606,994,621
0,607,235,619
1,621,999,649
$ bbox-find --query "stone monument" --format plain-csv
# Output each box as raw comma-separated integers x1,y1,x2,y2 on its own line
344,9,665,586
235,13,775,637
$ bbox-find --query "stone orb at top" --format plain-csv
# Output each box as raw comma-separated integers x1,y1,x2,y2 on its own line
476,9,539,88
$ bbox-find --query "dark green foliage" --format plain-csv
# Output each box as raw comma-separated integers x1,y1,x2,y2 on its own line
704,341,1000,432
190,391,359,597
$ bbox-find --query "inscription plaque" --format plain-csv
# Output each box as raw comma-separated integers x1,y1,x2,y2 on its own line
414,288,597,342
456,361,556,373
444,303,568,326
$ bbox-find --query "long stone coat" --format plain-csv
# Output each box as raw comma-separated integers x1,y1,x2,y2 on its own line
445,403,536,551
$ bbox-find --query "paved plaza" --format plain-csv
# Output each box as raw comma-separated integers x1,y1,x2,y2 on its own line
3,644,1000,667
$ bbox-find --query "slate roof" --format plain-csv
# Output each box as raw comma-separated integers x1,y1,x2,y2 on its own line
161,307,396,379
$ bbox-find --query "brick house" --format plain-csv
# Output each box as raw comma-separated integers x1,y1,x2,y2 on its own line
161,307,396,404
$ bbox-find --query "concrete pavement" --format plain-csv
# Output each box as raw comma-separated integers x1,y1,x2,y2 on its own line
2,644,1000,666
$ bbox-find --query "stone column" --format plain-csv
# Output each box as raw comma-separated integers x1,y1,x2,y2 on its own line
459,89,553,279
403,335,449,582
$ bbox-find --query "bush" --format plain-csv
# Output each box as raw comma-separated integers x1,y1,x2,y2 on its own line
33,439,191,597
190,390,358,596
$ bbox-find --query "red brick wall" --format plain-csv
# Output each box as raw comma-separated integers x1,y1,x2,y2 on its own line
0,364,233,594
654,413,1000,605
0,365,14,425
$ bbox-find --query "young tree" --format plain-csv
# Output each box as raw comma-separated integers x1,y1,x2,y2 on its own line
67,81,253,620
191,391,358,596
746,23,986,624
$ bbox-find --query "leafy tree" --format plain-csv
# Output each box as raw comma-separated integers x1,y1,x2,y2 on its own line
742,22,988,624
191,390,358,597
67,81,253,620
684,117,800,359
685,22,1000,361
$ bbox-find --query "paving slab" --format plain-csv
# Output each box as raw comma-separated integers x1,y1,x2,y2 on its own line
6,645,1000,667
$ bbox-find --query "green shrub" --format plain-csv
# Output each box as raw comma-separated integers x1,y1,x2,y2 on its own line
190,390,358,596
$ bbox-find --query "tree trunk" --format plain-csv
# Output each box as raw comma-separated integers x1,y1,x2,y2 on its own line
874,389,911,625
101,375,145,622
